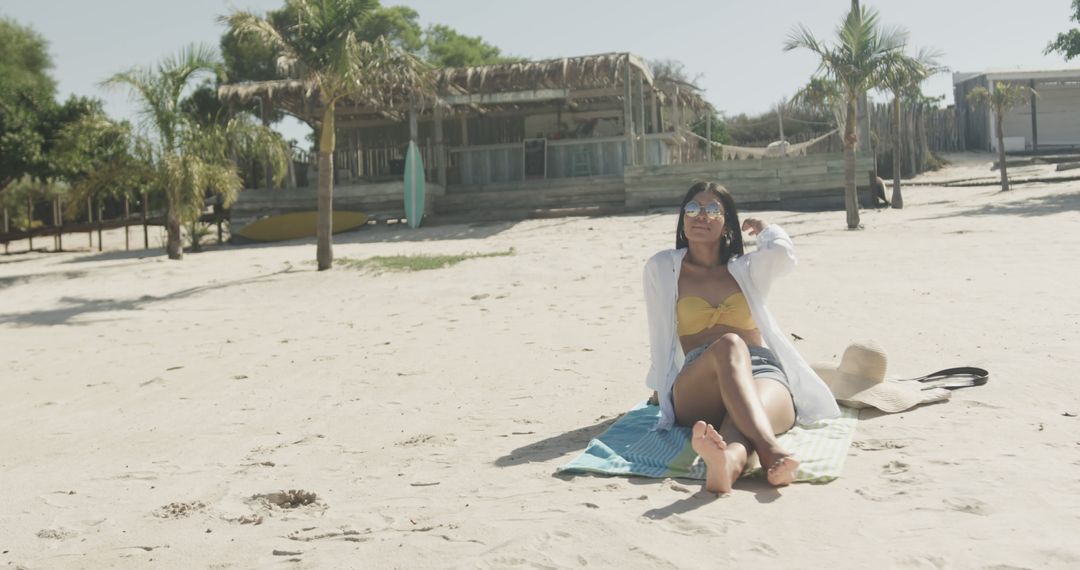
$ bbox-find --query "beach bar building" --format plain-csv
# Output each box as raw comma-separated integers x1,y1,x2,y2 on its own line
954,68,1080,153
220,53,713,223
219,51,869,228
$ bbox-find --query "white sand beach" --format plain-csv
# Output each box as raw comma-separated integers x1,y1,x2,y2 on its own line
2,155,1079,568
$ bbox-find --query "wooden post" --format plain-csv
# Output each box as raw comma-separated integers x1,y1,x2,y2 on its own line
53,198,59,251
636,68,646,165
142,191,149,249
96,200,103,252
55,197,63,251
434,104,446,187
624,61,635,166
87,195,93,249
1030,79,1039,152
3,208,8,254
27,195,34,251
986,79,996,153
907,105,917,176
262,97,273,190
124,197,130,251
460,114,470,185
408,98,418,143
777,100,785,142
673,86,682,162
705,108,713,162
650,90,658,134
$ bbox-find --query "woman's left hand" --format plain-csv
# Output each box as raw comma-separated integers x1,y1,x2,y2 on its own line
742,218,768,236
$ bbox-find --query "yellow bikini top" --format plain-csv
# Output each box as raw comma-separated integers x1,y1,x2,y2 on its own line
677,292,757,336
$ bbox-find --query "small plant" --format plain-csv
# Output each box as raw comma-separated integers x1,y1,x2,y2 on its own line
337,248,515,273
187,221,214,252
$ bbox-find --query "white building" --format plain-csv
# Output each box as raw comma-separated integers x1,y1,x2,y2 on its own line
954,68,1080,152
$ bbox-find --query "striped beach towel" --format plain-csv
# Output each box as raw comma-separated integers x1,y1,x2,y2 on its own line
557,403,858,483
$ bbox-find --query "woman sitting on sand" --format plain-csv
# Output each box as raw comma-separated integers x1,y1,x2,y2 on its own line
644,181,839,493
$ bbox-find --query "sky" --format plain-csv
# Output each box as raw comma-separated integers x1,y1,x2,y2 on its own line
3,0,1078,144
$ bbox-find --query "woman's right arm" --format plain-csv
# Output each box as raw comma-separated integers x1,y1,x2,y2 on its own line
741,219,797,290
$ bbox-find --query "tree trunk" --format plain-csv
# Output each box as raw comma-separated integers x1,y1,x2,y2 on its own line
55,197,64,251
996,112,1009,191
844,97,861,229
96,201,103,252
316,104,336,271
124,197,130,251
87,195,93,249
142,191,149,249
166,197,183,260
27,195,33,251
891,98,904,208
262,101,274,191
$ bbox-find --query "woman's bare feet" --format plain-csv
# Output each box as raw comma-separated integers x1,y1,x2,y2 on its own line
691,421,740,493
765,455,800,487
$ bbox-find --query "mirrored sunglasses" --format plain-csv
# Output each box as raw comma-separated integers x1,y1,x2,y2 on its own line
683,201,724,220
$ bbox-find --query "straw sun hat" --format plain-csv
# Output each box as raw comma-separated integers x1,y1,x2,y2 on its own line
812,341,951,412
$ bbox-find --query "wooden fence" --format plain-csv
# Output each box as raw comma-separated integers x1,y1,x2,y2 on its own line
6,150,884,253
869,102,962,178
229,181,443,229
624,152,876,210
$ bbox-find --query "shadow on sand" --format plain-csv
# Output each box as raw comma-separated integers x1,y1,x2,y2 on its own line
494,416,618,468
914,188,1080,221
0,266,296,327
56,218,521,265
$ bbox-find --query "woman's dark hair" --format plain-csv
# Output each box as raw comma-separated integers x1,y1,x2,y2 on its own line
675,181,744,263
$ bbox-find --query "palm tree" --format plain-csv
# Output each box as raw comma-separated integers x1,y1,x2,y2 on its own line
104,45,283,259
785,6,908,229
876,48,944,208
222,0,433,271
966,83,1036,192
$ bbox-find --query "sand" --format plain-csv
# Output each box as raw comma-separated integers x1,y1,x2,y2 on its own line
2,153,1079,569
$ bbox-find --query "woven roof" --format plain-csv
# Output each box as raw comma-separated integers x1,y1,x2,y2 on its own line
218,52,710,123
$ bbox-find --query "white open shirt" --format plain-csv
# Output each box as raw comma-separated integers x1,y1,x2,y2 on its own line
643,224,840,430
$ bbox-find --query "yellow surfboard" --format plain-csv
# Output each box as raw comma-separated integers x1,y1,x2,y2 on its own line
234,211,368,242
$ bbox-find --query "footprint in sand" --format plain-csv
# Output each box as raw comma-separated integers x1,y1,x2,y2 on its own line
943,497,991,516
287,526,369,543
748,541,779,558
250,489,326,514
852,439,909,452
153,501,207,519
39,490,80,509
396,433,457,447
882,460,910,475
658,514,727,537
894,554,949,568
36,527,77,540
879,460,930,485
660,479,692,494
855,487,910,502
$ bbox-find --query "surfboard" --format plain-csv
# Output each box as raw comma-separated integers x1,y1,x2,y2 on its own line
234,211,368,242
403,140,425,229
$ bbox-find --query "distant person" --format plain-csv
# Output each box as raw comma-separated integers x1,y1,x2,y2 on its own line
870,175,891,207
643,182,839,493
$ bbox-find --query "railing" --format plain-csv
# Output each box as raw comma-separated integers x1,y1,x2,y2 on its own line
446,134,681,186
330,139,440,183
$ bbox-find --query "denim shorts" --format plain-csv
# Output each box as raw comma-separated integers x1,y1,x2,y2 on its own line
682,342,791,392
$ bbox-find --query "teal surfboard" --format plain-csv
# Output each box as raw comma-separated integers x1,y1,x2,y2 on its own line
403,141,426,229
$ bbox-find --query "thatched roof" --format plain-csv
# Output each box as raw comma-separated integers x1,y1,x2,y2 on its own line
434,52,652,94
218,80,322,123
217,52,710,123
